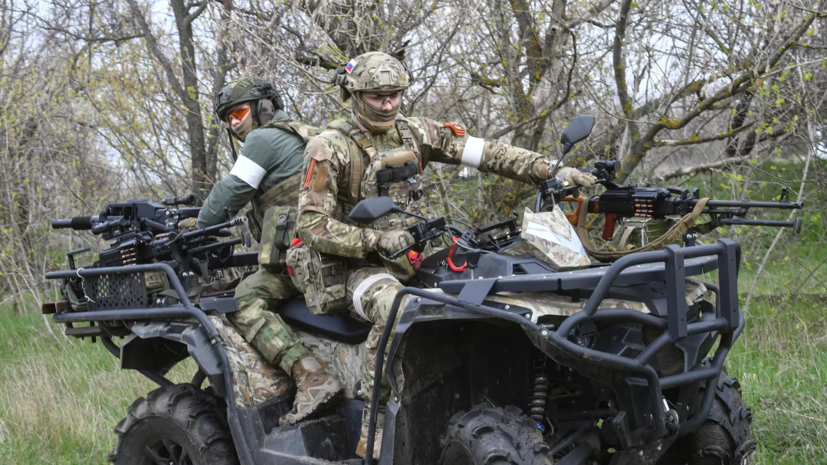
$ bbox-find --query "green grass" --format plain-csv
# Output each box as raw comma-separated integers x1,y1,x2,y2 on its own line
0,305,194,464
728,298,827,464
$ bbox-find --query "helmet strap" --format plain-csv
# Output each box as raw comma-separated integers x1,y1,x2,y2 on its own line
249,101,259,130
226,128,238,162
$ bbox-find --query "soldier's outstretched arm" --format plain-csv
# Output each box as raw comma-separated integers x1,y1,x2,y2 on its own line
297,133,383,259
408,117,554,185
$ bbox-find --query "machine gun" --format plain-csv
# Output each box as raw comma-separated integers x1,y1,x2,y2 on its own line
51,195,252,277
575,160,803,246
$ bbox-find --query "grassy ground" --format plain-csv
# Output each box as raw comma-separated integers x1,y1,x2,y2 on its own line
0,304,195,464
1,160,825,464
728,297,827,463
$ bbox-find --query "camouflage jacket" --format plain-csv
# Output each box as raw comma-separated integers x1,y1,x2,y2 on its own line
197,110,306,229
296,115,553,259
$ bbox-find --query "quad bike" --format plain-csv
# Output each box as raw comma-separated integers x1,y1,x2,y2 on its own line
44,117,801,464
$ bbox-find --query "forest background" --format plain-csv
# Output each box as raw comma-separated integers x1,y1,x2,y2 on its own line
1,0,827,462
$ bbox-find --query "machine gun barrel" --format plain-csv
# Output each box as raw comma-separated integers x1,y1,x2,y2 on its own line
705,199,803,209
51,216,98,230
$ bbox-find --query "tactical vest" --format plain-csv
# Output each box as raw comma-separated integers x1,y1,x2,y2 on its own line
287,118,429,314
327,117,430,231
250,119,322,217
251,120,321,272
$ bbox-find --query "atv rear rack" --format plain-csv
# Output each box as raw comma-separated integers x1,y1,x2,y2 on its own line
366,239,744,463
45,263,256,465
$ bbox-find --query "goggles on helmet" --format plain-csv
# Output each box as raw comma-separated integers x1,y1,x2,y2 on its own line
225,105,251,125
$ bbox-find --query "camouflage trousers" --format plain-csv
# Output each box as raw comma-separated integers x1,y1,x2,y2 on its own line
345,266,410,428
230,268,311,374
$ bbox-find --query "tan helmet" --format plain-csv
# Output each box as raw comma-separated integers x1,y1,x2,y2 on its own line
335,52,410,102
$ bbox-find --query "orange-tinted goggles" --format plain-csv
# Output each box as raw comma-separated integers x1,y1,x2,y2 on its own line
226,106,250,124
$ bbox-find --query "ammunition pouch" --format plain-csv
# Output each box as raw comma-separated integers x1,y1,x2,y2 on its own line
257,205,298,273
376,161,420,197
286,245,348,315
246,209,262,243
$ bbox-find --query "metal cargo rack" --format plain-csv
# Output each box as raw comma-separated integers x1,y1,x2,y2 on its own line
45,263,257,465
364,239,743,461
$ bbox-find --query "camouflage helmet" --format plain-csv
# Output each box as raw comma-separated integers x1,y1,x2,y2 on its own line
215,77,284,121
334,52,410,102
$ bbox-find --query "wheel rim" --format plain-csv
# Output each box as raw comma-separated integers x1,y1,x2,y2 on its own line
142,436,193,465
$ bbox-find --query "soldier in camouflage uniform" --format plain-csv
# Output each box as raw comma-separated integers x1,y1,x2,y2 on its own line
291,52,596,457
197,77,342,426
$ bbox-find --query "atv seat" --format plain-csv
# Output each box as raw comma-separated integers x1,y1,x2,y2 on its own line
280,299,371,344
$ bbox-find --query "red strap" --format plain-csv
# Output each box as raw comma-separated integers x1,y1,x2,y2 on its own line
290,238,303,247
446,238,468,273
407,250,422,271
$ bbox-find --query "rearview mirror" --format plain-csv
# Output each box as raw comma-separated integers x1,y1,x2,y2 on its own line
560,115,595,154
349,197,400,224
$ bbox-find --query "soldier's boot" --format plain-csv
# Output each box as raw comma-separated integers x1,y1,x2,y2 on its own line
279,355,343,426
356,419,383,459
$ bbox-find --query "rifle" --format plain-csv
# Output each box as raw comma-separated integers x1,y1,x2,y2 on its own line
552,160,803,247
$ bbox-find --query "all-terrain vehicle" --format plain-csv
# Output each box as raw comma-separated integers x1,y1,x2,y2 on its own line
44,117,801,464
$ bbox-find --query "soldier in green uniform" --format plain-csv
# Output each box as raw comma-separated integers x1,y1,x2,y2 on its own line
197,77,342,426
290,52,597,457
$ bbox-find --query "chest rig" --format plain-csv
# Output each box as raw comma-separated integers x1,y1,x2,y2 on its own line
248,119,319,223
249,120,319,269
328,118,430,231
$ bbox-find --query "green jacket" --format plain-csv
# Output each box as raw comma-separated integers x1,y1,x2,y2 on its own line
197,110,306,229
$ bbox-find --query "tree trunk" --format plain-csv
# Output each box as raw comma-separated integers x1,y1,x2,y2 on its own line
170,0,208,201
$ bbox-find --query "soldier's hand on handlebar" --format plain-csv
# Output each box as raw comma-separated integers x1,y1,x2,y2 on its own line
378,230,416,258
377,230,418,282
566,169,597,188
553,167,597,188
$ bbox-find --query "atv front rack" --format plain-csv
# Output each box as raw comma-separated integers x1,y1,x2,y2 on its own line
366,239,744,462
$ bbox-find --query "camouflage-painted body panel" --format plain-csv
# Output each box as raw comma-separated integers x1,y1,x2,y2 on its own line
212,314,366,407
427,280,708,322
507,206,592,270
211,315,294,408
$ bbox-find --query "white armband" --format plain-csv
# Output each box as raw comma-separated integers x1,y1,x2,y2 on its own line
230,155,267,189
460,136,485,168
